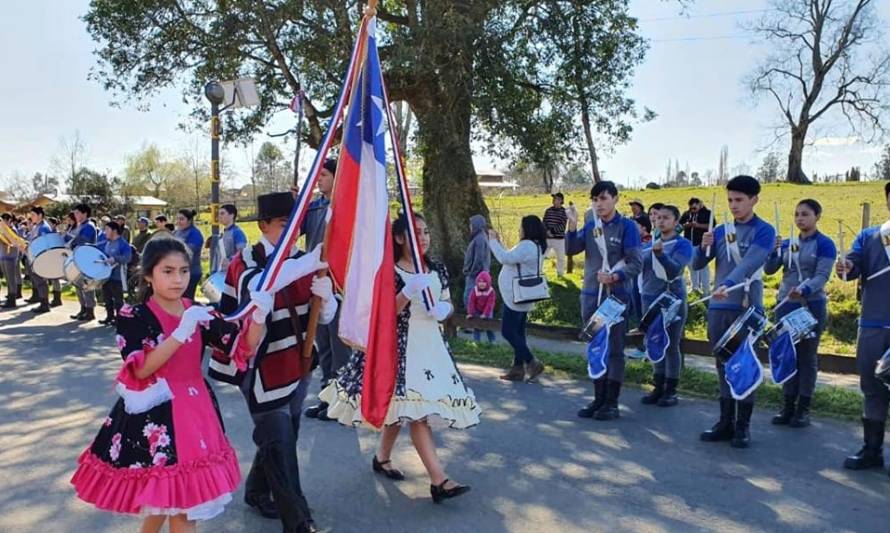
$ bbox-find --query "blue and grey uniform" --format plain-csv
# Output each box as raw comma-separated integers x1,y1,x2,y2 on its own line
641,235,693,380
764,231,836,398
211,223,248,272
28,220,54,300
566,211,642,383
692,215,776,404
67,222,99,309
0,224,22,301
102,237,132,318
174,225,204,299
301,196,352,390
842,224,890,421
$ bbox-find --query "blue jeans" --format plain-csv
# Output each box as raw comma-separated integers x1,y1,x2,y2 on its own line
501,306,533,366
473,328,496,343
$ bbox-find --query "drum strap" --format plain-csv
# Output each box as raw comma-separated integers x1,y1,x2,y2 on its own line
593,216,609,271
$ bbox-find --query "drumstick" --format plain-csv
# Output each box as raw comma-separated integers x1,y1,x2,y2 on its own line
689,282,746,306
867,264,890,281
705,192,716,257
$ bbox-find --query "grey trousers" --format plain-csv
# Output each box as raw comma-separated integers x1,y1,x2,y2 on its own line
582,292,627,383
1,259,19,299
316,307,352,389
30,270,48,300
708,308,756,405
778,303,826,399
653,305,687,380
856,327,890,422
76,285,96,308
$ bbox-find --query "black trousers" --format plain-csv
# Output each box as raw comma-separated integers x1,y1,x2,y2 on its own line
102,281,124,316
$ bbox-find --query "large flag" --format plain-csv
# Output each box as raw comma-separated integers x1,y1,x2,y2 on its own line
326,19,397,428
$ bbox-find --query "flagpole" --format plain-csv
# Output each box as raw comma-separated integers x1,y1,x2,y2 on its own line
301,4,377,359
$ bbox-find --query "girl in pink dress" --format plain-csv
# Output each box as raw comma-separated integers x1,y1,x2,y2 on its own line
71,236,271,532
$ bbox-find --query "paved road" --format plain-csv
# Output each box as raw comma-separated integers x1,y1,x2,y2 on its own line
1,302,886,532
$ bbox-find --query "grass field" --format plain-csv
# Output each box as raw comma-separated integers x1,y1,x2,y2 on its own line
183,181,886,355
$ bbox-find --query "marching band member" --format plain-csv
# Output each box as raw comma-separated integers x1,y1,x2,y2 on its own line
173,209,204,300
209,192,331,532
639,205,693,407
26,206,54,315
66,203,99,322
836,181,890,473
764,199,836,428
566,181,643,421
212,203,248,273
99,221,132,327
0,213,22,309
693,175,776,448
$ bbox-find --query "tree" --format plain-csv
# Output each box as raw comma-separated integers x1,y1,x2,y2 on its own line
254,142,292,194
31,172,60,195
757,151,784,183
747,0,890,184
125,144,166,198
873,144,890,181
67,167,129,216
718,145,730,184
82,0,679,276
845,166,862,182
51,131,89,186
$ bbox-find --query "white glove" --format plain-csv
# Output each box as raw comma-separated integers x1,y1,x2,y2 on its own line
310,275,333,301
428,301,453,322
250,290,274,324
171,305,215,344
400,272,434,300
270,244,328,293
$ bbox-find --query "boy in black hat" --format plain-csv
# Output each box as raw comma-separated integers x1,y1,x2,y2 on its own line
543,192,568,276
209,191,334,533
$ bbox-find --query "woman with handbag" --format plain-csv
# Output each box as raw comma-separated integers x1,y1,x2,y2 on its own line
488,215,549,382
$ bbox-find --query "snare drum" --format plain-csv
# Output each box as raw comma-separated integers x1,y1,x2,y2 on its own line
764,307,818,346
64,246,112,291
638,292,683,332
582,295,627,340
28,233,68,279
714,307,768,361
201,271,227,304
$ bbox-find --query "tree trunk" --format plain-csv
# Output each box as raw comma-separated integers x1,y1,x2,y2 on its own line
413,101,488,287
580,103,601,183
786,127,812,184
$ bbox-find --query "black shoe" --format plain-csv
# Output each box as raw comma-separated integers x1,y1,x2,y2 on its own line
316,406,333,421
844,418,885,470
772,394,796,425
70,306,85,320
731,402,754,448
79,308,95,322
789,396,811,428
641,374,665,405
50,293,63,307
244,494,279,519
25,294,39,304
658,378,679,407
99,316,115,326
1,298,16,309
430,479,470,504
372,455,405,481
31,300,50,314
305,402,329,419
701,398,736,442
594,380,622,421
578,378,607,418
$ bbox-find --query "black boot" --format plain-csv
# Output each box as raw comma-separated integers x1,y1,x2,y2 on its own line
25,291,39,304
79,307,95,322
844,418,885,470
731,402,753,448
789,396,811,428
50,291,62,307
70,306,85,320
578,378,607,418
31,298,50,314
658,378,679,407
99,310,115,325
304,402,329,419
701,398,736,442
772,395,796,425
594,380,622,420
1,297,16,309
641,374,665,405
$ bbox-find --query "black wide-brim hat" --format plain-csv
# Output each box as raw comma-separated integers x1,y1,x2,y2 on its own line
257,192,295,220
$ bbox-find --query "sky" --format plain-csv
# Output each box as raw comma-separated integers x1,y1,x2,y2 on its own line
0,0,888,192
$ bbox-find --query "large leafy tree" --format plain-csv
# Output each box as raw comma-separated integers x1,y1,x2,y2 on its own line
84,0,667,274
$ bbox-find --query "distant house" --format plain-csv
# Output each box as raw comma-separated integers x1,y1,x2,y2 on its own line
476,169,519,191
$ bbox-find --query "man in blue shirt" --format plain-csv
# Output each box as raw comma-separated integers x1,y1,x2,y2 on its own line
66,203,99,321
837,181,890,472
566,181,643,421
693,175,776,448
99,221,132,326
208,203,248,273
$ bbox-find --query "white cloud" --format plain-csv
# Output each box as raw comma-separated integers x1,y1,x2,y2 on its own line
812,136,860,147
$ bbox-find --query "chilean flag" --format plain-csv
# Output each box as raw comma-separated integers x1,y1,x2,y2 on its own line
326,19,397,428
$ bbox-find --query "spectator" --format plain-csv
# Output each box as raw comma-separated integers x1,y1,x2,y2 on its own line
462,214,491,308
488,215,548,382
543,192,568,277
629,199,645,218
114,214,131,243
173,209,204,300
466,271,497,343
647,203,665,220
680,197,712,294
132,217,152,253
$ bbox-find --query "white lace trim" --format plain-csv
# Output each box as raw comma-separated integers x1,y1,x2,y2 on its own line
115,378,174,414
140,492,232,521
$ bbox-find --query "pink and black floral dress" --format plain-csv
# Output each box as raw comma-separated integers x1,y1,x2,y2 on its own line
71,298,254,521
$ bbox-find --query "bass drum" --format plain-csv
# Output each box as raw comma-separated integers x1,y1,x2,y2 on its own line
28,233,68,280
64,246,112,291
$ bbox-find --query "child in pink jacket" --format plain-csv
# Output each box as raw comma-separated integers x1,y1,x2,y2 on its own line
467,271,497,343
